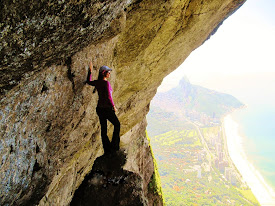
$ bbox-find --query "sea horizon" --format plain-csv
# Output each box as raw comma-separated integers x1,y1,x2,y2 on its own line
224,107,275,206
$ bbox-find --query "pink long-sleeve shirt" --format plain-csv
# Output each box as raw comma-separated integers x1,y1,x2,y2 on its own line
86,71,115,108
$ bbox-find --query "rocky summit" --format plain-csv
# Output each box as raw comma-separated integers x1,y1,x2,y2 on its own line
0,0,246,205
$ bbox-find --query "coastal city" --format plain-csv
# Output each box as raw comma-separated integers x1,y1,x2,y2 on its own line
147,78,259,205
148,122,258,205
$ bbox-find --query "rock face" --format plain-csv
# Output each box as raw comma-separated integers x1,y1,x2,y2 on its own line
70,150,147,206
0,0,246,205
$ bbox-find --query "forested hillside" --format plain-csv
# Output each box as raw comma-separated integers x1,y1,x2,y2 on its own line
150,77,244,127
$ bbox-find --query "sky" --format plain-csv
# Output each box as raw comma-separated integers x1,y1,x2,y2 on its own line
158,0,275,106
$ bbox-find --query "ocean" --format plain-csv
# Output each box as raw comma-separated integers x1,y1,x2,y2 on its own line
232,105,275,190
227,104,275,205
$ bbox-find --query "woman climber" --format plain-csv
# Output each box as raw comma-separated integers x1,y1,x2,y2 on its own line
86,61,120,154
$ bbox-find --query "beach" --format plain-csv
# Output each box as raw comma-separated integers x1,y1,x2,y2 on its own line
224,115,275,206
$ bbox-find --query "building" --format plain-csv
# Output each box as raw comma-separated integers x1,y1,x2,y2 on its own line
224,167,237,185
225,167,233,180
197,166,202,178
218,161,229,173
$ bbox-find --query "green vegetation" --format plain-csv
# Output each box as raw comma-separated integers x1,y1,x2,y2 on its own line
148,129,259,205
237,188,260,205
147,131,165,204
147,106,194,136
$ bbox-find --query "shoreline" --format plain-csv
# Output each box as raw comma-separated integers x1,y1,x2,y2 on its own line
223,114,275,206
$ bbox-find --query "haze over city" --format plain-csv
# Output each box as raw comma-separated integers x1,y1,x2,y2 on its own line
158,0,275,106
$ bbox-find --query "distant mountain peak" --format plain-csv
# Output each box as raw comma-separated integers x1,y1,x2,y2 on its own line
151,77,244,126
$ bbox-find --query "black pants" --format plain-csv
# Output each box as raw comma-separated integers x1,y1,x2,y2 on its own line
96,107,120,153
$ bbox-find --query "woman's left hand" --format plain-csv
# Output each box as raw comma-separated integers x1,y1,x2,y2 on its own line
89,61,93,72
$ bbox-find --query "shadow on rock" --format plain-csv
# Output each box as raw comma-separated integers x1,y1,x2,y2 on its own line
70,151,146,206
